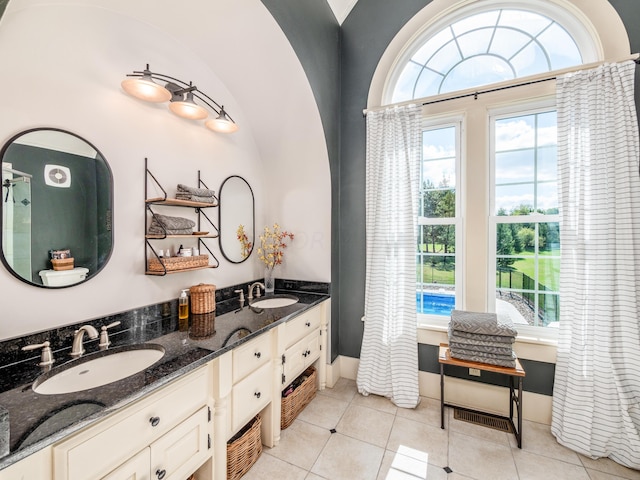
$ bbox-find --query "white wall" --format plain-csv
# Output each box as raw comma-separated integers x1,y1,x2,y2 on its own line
0,0,331,340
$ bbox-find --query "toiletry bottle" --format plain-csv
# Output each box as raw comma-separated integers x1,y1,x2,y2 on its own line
178,289,189,331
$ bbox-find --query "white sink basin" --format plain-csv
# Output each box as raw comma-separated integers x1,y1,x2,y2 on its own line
33,345,165,395
250,295,299,309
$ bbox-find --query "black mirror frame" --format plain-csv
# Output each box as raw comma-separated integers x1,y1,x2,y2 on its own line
218,175,255,264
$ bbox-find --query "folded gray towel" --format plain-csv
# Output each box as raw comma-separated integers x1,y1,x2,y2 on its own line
449,309,518,337
150,214,195,230
450,345,515,361
148,226,194,235
448,329,516,344
449,340,513,356
175,193,217,204
177,184,216,197
449,350,517,368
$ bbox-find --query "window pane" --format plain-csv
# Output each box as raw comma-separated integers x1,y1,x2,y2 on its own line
392,62,423,103
495,115,536,151
457,28,494,57
422,127,456,218
511,42,550,77
495,150,534,184
443,56,513,93
495,184,534,214
538,23,582,69
498,10,551,36
414,68,445,99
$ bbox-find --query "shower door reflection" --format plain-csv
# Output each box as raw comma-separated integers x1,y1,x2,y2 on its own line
2,164,32,280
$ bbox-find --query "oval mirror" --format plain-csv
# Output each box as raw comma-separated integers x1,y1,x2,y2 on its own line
218,175,254,263
0,128,113,288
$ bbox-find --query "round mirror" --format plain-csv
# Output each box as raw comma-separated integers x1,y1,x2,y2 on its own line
0,128,113,288
218,175,254,263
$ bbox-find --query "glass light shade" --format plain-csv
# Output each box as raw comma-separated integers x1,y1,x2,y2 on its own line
121,75,171,103
168,93,208,120
205,114,239,133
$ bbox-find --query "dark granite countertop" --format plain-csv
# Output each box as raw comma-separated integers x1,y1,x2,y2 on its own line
0,285,329,470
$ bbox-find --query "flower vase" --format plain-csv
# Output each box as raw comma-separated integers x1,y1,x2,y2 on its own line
264,267,275,294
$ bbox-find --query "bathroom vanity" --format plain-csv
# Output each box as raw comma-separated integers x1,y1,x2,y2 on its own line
0,283,329,480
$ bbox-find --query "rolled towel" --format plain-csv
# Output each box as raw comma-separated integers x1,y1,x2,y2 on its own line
150,214,195,230
177,184,216,197
449,309,518,337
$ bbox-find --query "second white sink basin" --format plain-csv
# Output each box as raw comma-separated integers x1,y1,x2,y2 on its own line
33,344,165,395
250,295,299,309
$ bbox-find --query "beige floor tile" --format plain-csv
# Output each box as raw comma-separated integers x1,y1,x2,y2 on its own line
337,403,395,447
265,419,332,470
310,432,385,480
586,468,638,480
387,415,449,467
241,452,308,480
447,409,511,447
352,391,398,415
512,449,590,480
377,447,429,480
318,377,357,403
296,391,350,429
579,454,640,480
305,473,328,480
509,420,582,465
449,431,518,480
395,396,442,428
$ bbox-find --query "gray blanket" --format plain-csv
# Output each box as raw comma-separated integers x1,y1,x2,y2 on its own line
150,214,195,230
448,328,516,344
175,192,216,204
449,349,517,368
449,309,518,337
448,340,513,356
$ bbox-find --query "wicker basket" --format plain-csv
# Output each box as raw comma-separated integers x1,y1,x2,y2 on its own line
51,258,74,271
281,366,317,429
227,414,262,480
147,254,208,272
189,311,216,339
190,283,216,313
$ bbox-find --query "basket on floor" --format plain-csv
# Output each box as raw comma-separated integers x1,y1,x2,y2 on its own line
281,366,317,429
227,414,262,480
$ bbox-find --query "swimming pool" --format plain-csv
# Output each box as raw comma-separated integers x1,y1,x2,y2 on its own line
416,291,455,315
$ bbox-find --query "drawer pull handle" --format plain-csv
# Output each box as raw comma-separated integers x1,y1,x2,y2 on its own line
149,416,160,427
156,469,167,479
303,349,311,357
254,391,261,399
305,322,311,327
254,351,261,359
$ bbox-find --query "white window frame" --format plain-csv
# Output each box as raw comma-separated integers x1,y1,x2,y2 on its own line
417,115,464,328
488,98,560,341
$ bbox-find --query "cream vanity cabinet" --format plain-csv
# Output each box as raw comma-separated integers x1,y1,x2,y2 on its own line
52,363,213,480
280,303,324,388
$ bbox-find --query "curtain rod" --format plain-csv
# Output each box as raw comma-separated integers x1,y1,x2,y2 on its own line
363,53,640,116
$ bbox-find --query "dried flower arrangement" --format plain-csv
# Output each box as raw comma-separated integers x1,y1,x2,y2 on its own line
257,223,294,270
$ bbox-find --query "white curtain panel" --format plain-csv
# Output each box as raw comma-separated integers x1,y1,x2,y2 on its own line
551,61,640,469
357,104,421,409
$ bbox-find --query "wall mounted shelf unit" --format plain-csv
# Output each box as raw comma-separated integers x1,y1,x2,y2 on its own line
144,158,220,275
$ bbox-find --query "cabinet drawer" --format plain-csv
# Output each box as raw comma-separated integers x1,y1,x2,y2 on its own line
283,331,320,387
150,406,211,480
285,306,321,348
232,333,272,384
231,361,272,433
54,366,209,480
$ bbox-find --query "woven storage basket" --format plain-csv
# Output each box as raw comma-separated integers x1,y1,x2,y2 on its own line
147,254,208,272
190,283,216,314
189,311,216,339
281,366,317,429
227,414,262,480
51,258,74,271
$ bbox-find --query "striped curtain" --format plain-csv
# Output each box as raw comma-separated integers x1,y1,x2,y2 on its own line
551,61,640,469
356,104,421,409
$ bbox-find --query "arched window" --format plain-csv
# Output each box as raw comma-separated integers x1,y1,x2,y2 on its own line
386,1,605,104
375,0,631,333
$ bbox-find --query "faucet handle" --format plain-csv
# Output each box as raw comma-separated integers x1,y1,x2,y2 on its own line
22,341,55,367
234,289,245,303
99,321,121,350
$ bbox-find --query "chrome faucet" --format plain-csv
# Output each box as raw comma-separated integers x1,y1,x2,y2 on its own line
234,289,245,311
70,325,99,358
248,282,265,301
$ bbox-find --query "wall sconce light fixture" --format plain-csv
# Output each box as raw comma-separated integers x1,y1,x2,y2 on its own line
121,64,239,133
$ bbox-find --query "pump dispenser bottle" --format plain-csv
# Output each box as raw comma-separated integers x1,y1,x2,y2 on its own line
179,289,189,331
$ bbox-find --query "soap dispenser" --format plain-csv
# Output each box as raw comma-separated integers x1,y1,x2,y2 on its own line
179,289,189,332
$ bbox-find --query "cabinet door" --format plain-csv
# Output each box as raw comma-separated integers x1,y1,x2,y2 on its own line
231,361,273,433
150,406,210,480
102,449,150,480
283,330,320,387
0,447,52,480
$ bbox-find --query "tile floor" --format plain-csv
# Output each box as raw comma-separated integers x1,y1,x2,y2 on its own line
242,378,640,480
